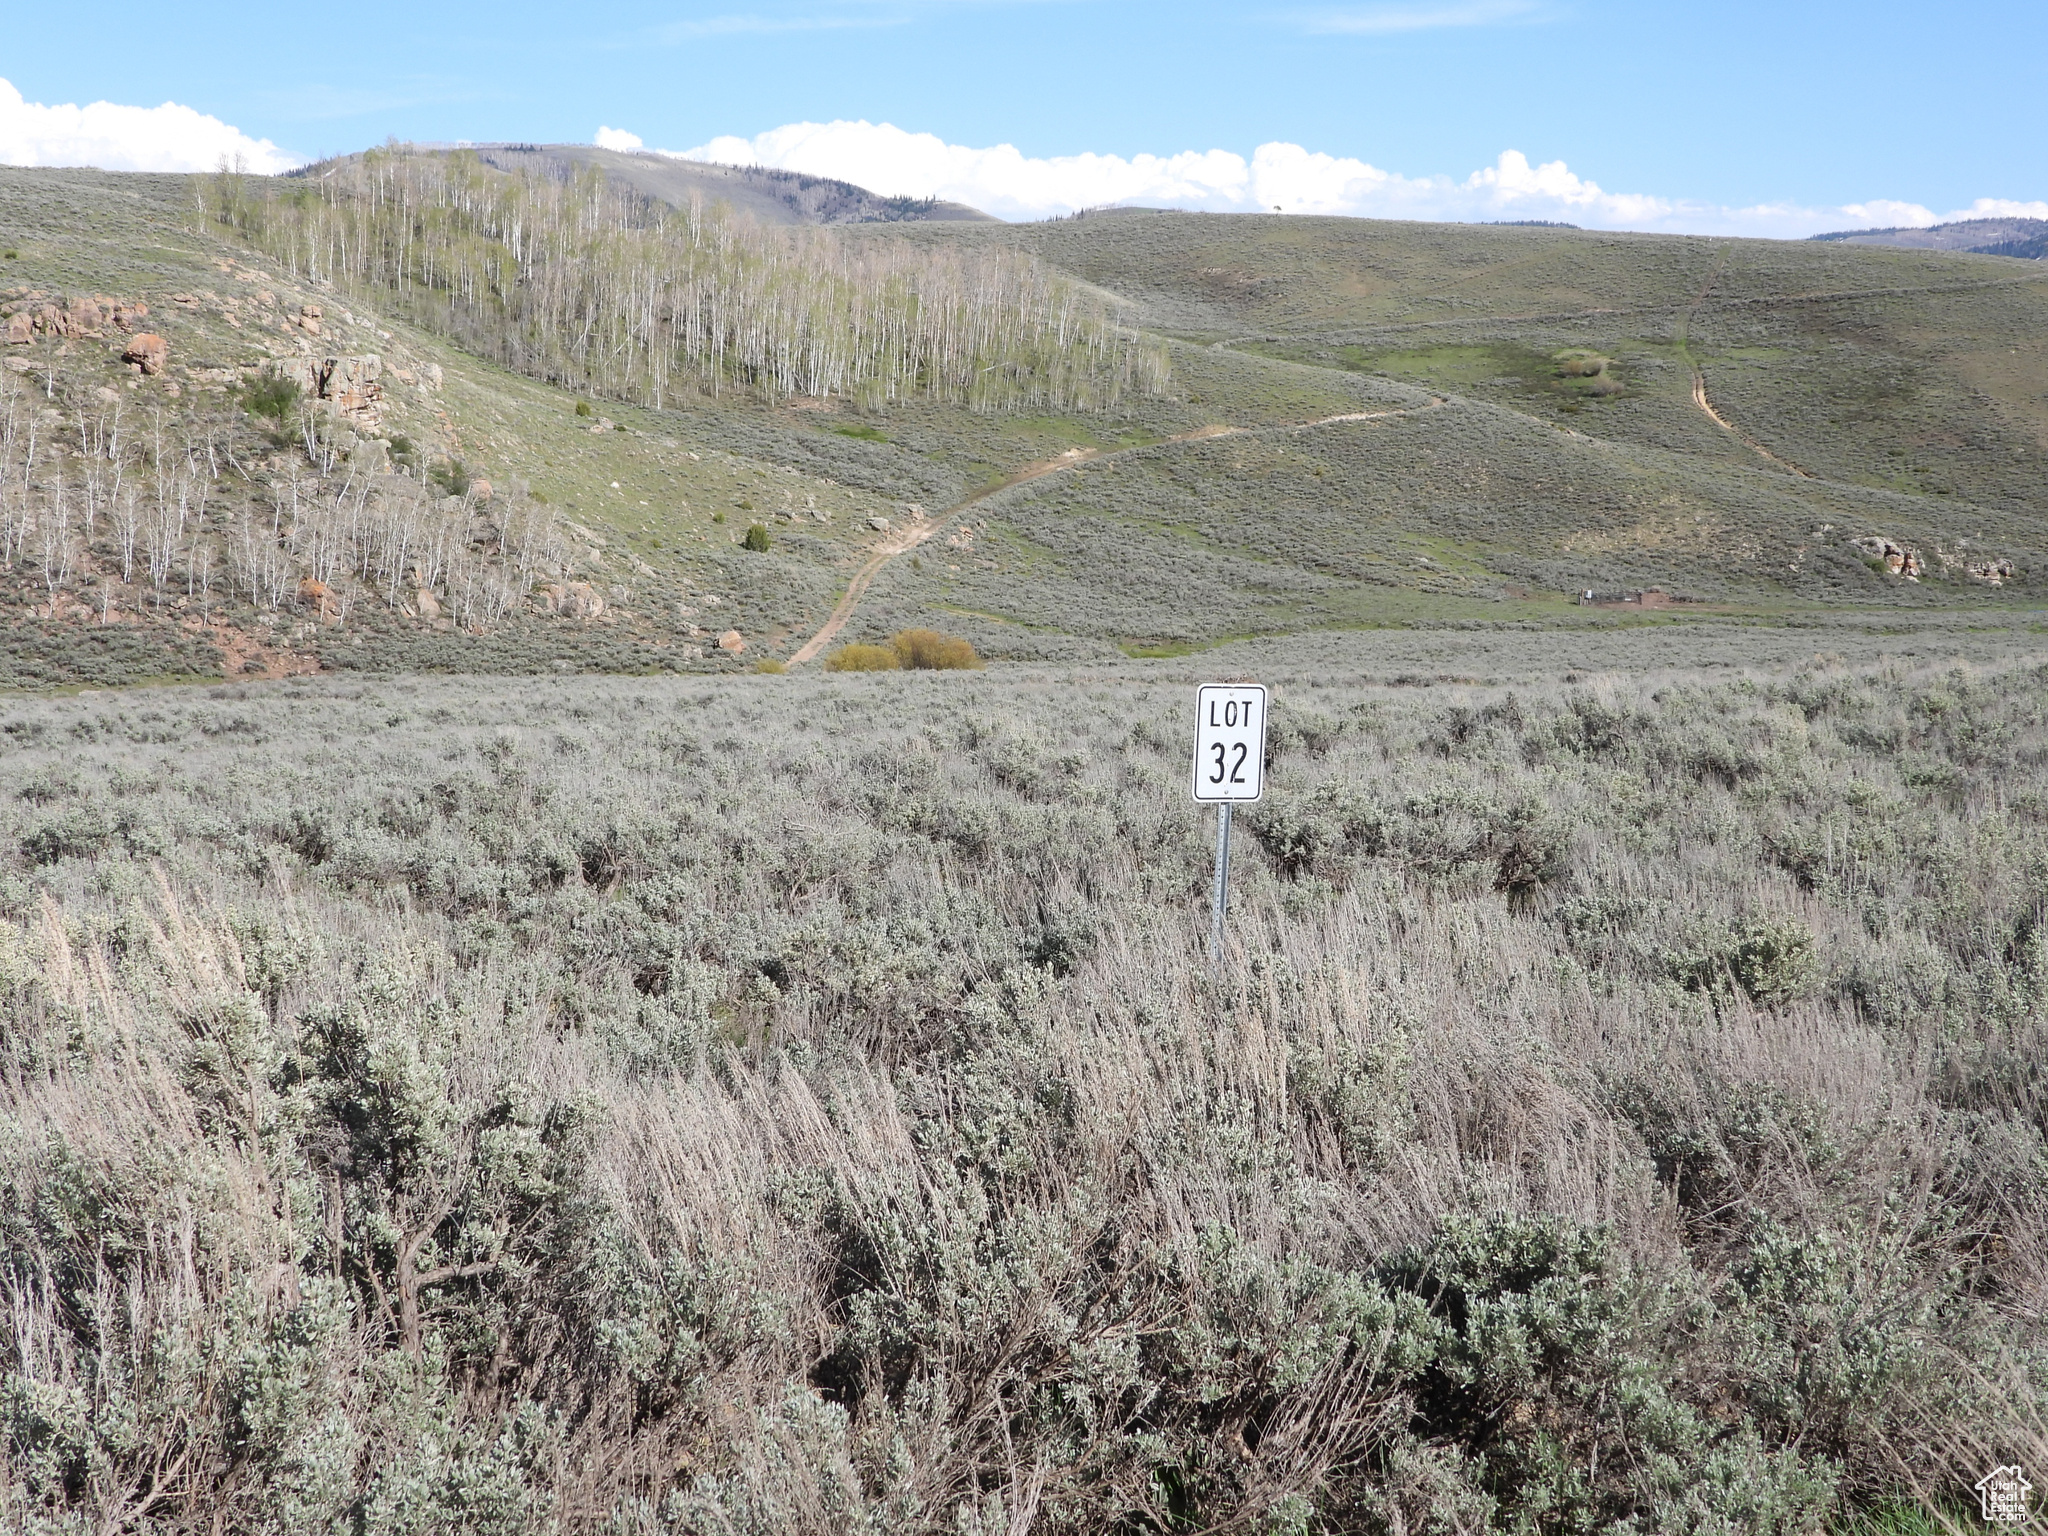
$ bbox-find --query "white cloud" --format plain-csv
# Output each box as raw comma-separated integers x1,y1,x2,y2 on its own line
1304,1,1540,35
0,77,299,174
595,126,645,151
629,118,2042,238
1944,197,2048,223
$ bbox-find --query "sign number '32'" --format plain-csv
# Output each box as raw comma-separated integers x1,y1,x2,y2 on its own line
1191,685,1269,803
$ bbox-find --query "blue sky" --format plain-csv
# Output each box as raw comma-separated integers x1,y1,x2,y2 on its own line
3,0,2044,230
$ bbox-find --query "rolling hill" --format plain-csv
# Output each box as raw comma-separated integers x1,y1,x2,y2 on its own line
0,159,2044,687
1813,215,2048,260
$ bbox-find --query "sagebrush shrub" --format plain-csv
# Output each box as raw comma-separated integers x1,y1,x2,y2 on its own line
825,642,899,672
891,629,982,670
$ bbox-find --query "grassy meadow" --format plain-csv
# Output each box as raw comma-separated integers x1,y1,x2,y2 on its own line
4,624,2047,1532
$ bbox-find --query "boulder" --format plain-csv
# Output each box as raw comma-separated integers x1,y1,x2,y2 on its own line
122,334,169,375
1850,535,1924,580
5,312,29,345
717,629,745,654
415,588,442,620
867,516,892,532
542,581,606,619
297,577,340,620
319,354,383,422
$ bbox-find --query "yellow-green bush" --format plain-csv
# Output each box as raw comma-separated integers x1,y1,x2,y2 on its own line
891,629,983,670
824,643,900,672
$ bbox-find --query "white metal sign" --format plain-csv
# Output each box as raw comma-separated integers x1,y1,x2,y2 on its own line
1190,684,1269,803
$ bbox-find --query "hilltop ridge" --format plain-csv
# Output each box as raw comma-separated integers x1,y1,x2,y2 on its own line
1811,215,2048,260
388,142,1001,226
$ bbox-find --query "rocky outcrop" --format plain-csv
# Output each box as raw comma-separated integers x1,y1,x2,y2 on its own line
122,334,169,375
347,437,390,473
718,629,746,653
1966,558,2016,587
539,582,606,619
2,292,149,341
321,355,382,421
1851,535,1924,580
265,354,384,425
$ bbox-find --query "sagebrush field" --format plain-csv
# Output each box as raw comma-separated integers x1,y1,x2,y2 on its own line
4,625,2046,1532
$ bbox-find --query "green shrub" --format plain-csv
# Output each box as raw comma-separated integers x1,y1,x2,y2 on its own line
1668,914,1819,1003
752,657,785,674
574,399,592,417
239,373,300,424
740,523,772,553
824,642,899,672
891,628,982,670
429,458,471,497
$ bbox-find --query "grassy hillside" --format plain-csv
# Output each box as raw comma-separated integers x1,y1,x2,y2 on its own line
0,168,2044,689
930,210,2048,514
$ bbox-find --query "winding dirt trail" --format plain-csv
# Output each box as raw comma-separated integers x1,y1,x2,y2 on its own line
786,398,1447,666
1677,248,1815,478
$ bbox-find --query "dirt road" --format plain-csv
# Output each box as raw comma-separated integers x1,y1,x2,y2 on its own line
1676,248,1814,478
785,399,1446,666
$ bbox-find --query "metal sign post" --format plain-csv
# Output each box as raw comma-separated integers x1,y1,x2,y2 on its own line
1191,683,1268,961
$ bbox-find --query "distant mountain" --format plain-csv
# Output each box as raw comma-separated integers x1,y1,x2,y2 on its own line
1810,216,2047,259
463,143,1000,226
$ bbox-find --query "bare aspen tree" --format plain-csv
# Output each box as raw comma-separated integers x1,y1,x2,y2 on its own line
112,484,142,585
144,468,185,609
195,537,215,621
37,466,72,603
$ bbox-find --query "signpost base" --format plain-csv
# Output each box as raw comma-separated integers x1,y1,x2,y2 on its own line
1209,801,1233,963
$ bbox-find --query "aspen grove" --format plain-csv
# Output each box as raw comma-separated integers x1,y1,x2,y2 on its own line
211,150,1171,414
